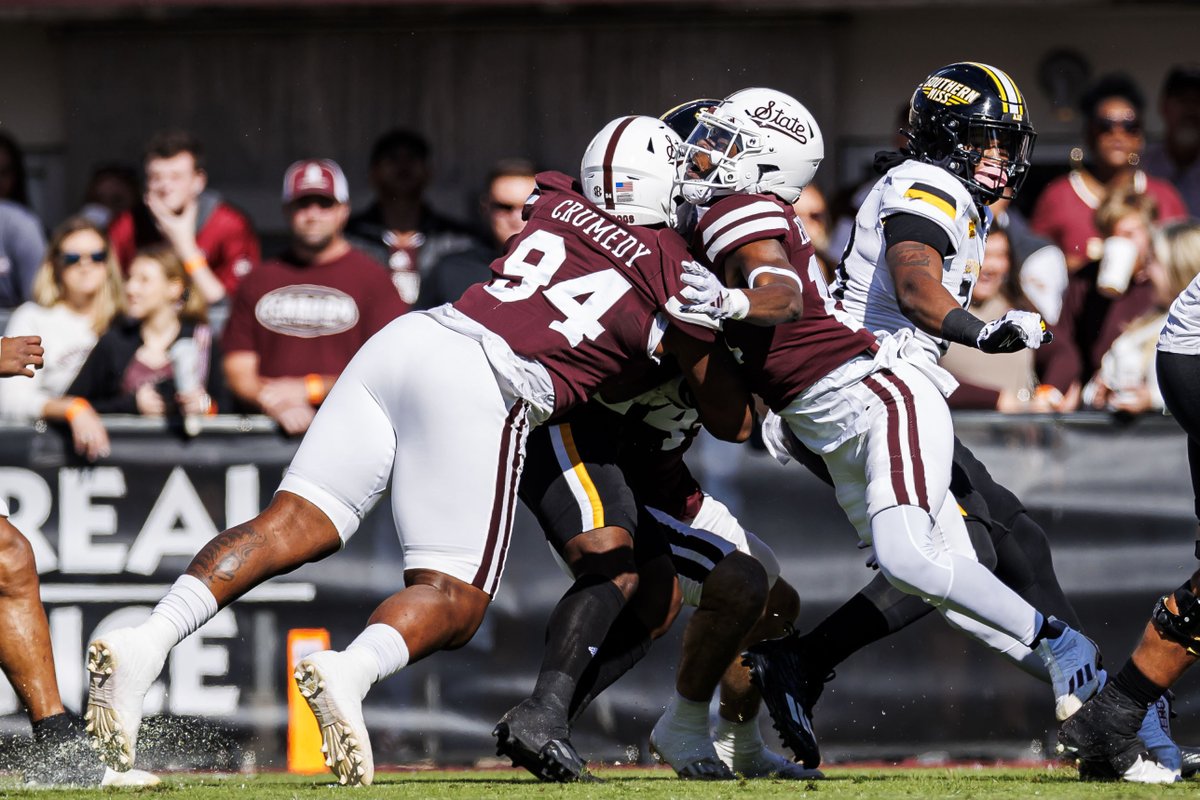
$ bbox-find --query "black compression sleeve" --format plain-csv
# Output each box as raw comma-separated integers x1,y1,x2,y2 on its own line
882,212,953,258
941,307,986,346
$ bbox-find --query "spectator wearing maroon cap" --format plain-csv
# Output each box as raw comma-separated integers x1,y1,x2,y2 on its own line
222,159,405,435
1144,65,1200,216
1031,74,1187,272
109,131,260,305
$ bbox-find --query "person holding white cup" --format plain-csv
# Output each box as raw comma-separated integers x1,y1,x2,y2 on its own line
1035,186,1162,411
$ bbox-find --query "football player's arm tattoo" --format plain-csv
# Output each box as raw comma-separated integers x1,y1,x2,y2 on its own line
187,523,268,585
885,241,964,336
725,239,804,325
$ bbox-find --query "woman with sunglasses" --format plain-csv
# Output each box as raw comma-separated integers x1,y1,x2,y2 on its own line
67,243,225,433
1032,73,1187,272
0,216,123,460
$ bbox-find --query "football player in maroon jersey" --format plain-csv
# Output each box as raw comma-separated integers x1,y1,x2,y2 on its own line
82,116,752,786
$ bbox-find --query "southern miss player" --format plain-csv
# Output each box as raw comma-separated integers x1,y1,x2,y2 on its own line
743,64,1178,782
1059,222,1200,782
674,84,1106,757
82,116,749,786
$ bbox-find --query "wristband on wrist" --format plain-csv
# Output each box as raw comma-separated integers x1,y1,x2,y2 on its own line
305,374,326,406
941,307,986,346
65,397,91,422
726,289,751,321
183,255,209,276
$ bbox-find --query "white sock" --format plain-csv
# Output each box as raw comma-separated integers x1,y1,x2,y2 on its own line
714,716,764,756
144,575,219,652
345,623,410,685
663,691,711,734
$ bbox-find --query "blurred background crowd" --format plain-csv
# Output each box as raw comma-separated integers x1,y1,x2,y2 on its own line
0,1,1197,449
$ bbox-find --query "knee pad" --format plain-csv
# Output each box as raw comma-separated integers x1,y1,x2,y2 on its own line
1151,580,1200,657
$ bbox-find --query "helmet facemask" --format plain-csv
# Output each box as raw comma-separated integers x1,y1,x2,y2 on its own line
677,110,765,205
943,118,1037,203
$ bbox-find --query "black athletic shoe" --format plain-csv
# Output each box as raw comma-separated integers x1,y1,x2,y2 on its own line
494,699,599,783
1180,746,1200,779
742,632,830,769
25,713,105,786
1058,684,1152,777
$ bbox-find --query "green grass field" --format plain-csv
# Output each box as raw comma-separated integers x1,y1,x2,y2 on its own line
0,765,1187,799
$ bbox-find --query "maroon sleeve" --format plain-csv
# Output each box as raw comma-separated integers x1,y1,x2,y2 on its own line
213,207,261,295
220,273,262,355
693,195,792,271
947,380,1001,410
656,229,718,345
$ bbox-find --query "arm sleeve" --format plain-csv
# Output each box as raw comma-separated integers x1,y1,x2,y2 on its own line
67,337,138,414
882,212,952,258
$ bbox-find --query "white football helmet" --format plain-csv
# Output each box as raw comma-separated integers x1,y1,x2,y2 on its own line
581,116,684,226
677,87,824,205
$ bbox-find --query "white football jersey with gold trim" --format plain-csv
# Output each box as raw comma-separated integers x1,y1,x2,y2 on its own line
832,160,987,365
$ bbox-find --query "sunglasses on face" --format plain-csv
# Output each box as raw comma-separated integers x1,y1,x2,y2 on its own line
291,196,338,210
58,250,108,267
1094,117,1142,135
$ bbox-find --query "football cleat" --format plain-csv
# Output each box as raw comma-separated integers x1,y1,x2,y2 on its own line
1139,693,1182,773
1033,619,1102,721
1058,682,1156,779
1180,745,1200,779
1120,755,1183,784
100,768,161,787
84,628,168,771
741,633,828,768
712,737,824,780
648,706,734,781
294,650,374,786
494,698,596,783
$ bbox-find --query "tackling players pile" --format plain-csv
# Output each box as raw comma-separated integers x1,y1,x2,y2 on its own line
69,61,1189,787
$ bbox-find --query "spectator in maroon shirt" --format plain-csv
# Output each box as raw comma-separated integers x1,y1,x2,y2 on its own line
1031,73,1187,272
222,159,405,436
1036,187,1162,410
109,131,260,304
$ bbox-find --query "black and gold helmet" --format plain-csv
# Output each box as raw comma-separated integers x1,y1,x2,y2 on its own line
659,98,721,142
907,62,1037,203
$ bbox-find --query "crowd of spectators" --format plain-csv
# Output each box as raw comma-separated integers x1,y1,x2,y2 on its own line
0,65,1198,453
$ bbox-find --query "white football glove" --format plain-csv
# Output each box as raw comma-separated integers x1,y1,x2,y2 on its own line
976,309,1053,354
679,260,750,321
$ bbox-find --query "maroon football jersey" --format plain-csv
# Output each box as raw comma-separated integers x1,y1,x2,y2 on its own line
454,172,716,416
692,193,877,410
